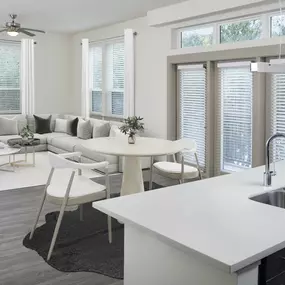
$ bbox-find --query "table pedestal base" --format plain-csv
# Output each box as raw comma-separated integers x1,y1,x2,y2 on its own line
121,157,144,196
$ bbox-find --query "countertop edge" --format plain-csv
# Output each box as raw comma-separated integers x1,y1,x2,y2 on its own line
94,202,233,274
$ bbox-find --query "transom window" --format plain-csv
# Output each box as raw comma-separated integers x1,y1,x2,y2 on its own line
181,26,213,48
177,11,285,48
0,41,21,114
220,19,262,44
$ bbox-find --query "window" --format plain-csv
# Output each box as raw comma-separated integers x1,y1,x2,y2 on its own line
0,41,21,114
90,46,103,113
220,19,262,44
178,65,207,171
90,39,125,117
271,15,285,37
270,73,285,161
217,62,253,172
177,11,285,49
181,26,214,48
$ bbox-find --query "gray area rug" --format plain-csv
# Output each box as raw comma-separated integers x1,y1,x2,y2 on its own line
23,180,163,280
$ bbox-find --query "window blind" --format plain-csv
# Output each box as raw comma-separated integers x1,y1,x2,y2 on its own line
0,41,21,114
90,45,103,113
178,65,207,172
217,62,253,173
106,41,125,116
271,73,285,161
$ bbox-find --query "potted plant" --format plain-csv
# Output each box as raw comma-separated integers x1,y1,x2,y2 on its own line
119,116,144,144
20,125,34,141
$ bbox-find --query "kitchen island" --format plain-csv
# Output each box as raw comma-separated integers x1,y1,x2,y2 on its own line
94,161,285,285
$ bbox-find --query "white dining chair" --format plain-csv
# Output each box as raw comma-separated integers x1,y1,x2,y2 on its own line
149,138,202,189
29,152,112,261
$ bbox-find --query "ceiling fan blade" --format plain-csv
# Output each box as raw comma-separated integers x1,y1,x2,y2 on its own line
18,29,35,37
0,29,8,33
20,28,45,33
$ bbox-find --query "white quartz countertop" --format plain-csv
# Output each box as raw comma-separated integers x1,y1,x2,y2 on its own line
93,161,285,274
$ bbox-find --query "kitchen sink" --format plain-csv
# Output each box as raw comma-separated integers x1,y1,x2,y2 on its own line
250,189,285,209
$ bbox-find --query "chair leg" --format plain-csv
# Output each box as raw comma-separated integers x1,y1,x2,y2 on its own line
47,200,68,261
29,168,55,240
149,156,153,190
29,191,47,240
47,171,75,261
107,215,112,243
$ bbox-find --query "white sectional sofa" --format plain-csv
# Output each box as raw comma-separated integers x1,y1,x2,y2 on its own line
0,114,150,174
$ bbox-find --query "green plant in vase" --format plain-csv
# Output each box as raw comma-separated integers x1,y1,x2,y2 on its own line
119,116,144,144
20,125,34,141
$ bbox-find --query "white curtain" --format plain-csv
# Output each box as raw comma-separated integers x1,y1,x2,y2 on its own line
124,29,135,118
21,39,35,115
81,38,90,119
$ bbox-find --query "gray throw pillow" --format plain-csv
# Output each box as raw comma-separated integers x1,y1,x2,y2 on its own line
93,122,110,138
77,120,92,140
0,117,18,135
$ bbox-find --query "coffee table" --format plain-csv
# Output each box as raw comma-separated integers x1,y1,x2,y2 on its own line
0,147,21,172
7,138,41,167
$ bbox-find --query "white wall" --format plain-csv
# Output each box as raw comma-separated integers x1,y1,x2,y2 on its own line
71,17,172,139
0,33,72,114
147,0,268,26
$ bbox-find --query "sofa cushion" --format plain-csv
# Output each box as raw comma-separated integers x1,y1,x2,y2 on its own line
27,114,61,133
51,136,83,152
67,118,79,136
0,117,18,135
74,141,118,165
54,118,68,133
77,119,92,140
34,115,52,134
93,122,110,138
0,135,21,144
42,133,71,144
33,133,48,144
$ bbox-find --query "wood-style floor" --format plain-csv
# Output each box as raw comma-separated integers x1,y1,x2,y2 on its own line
0,172,176,285
0,186,123,285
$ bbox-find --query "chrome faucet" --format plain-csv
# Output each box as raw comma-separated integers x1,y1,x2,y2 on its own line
264,133,285,186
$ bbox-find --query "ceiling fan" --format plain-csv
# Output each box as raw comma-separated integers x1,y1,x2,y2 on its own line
0,14,45,37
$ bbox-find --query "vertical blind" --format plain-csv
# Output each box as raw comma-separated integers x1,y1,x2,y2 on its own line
217,62,253,173
178,65,207,172
0,41,21,114
271,73,285,161
90,39,125,116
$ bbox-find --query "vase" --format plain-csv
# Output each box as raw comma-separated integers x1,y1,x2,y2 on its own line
128,135,136,144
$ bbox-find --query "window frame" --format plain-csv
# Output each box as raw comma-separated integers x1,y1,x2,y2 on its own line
176,63,208,174
177,24,216,49
218,15,263,44
89,37,125,118
216,60,254,174
269,11,285,38
0,41,21,115
175,11,285,49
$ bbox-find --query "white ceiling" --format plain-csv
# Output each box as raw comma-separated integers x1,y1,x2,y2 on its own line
0,0,187,34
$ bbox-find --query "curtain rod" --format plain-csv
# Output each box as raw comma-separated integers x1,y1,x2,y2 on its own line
0,39,37,44
80,31,137,45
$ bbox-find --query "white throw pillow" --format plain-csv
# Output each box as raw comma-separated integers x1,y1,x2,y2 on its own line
77,119,92,140
54,118,68,133
0,117,18,135
93,122,111,138
109,125,125,138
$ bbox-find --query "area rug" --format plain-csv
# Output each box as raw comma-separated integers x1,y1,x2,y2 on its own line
23,181,163,279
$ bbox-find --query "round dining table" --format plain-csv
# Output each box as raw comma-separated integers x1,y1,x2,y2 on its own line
82,137,183,196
